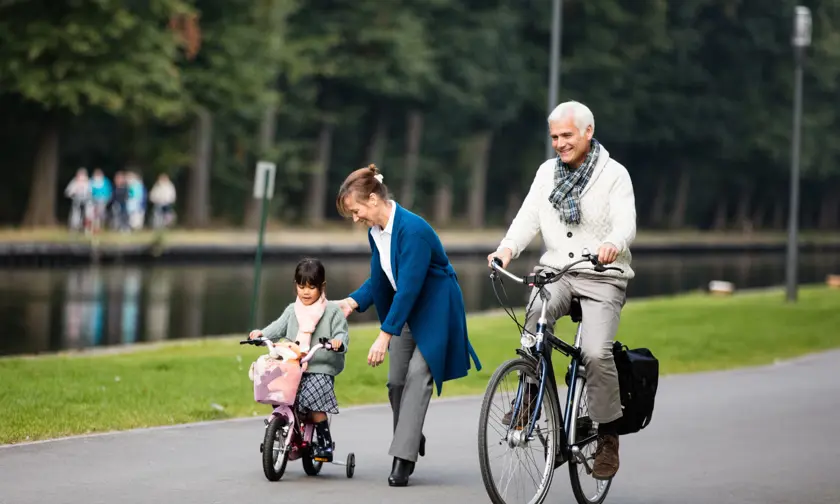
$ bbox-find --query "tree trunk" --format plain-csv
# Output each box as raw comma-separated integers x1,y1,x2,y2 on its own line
505,190,522,224
400,110,424,209
818,184,840,230
771,201,785,229
244,106,277,228
649,175,668,228
734,184,753,232
186,107,213,228
467,131,493,229
433,173,453,227
305,121,334,226
22,118,60,227
668,168,690,229
365,108,388,168
751,203,765,230
713,198,728,231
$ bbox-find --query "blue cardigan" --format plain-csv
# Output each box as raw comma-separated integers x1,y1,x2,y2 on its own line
349,203,481,395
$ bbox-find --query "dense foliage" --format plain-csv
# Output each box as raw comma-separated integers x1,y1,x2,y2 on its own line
1,0,838,230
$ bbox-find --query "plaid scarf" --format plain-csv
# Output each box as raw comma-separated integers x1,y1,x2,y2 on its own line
548,139,600,225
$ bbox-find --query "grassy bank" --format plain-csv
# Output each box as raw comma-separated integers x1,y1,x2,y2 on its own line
2,286,839,445
1,227,839,248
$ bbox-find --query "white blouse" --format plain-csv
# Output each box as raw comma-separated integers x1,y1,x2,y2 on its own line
370,201,398,291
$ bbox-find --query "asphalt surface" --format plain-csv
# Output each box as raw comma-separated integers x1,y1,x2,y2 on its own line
2,350,840,504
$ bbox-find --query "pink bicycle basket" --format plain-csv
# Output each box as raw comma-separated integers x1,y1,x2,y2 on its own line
250,355,303,406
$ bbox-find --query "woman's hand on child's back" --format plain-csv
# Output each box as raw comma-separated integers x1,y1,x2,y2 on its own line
248,329,263,340
337,298,357,319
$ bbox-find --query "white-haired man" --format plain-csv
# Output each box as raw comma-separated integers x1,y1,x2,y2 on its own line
487,100,636,480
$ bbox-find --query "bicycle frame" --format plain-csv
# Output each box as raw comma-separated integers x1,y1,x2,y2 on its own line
270,404,317,462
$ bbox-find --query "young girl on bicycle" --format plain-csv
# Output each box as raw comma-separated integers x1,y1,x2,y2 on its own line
249,258,350,461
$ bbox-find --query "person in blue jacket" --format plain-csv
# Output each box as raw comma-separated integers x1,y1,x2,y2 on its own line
336,164,481,488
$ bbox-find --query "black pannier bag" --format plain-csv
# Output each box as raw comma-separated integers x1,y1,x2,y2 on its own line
611,341,659,435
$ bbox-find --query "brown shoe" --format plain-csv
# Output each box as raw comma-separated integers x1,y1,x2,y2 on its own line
502,384,539,427
591,434,619,480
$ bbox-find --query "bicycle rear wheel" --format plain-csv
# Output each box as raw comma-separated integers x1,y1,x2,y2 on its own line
302,426,324,476
478,358,561,504
567,376,611,504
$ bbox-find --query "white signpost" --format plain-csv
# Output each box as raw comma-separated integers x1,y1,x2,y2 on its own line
250,160,276,328
252,161,276,200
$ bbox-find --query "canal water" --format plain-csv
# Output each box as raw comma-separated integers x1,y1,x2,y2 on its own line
1,251,838,356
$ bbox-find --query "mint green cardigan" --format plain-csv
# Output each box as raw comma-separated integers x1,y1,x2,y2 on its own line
261,301,350,377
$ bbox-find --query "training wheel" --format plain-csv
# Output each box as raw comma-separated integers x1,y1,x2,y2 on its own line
346,453,355,478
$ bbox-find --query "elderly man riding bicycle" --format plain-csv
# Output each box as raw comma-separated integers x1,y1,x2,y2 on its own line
487,100,637,481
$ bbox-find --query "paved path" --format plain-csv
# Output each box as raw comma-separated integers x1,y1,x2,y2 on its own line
2,350,840,504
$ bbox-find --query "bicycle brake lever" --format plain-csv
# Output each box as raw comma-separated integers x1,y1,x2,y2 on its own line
593,264,624,273
489,258,502,280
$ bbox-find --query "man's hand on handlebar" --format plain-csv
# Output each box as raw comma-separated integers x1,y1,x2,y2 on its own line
597,243,619,265
248,329,263,340
487,248,513,269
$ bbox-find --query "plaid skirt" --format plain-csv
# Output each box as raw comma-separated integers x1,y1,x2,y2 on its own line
295,373,339,415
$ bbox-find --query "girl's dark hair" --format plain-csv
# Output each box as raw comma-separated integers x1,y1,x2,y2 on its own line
336,163,389,218
294,258,326,287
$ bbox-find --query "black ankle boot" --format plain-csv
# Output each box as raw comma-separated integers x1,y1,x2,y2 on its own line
388,457,413,487
314,420,334,462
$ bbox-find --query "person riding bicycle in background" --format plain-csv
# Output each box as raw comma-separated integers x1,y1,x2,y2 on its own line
248,258,350,462
149,173,177,228
64,168,92,232
89,169,112,232
487,100,636,480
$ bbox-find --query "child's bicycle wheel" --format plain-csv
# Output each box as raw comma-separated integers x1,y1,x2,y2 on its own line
262,416,289,481
346,453,356,478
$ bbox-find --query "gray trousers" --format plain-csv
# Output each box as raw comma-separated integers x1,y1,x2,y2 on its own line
524,269,628,424
387,325,433,462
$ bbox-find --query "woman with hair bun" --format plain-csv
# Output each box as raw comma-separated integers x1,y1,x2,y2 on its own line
335,164,481,488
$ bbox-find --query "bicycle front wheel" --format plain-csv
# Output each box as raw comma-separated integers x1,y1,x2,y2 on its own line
262,416,289,481
567,376,611,504
478,358,561,504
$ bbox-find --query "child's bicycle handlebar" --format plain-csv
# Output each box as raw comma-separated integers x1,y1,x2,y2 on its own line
239,337,340,364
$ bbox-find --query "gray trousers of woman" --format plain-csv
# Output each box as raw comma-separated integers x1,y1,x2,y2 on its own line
387,325,433,462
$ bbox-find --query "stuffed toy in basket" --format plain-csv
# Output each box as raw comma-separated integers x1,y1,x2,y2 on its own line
249,340,304,406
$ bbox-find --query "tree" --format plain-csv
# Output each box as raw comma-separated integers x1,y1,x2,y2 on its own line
174,0,293,227
278,0,437,224
0,0,189,226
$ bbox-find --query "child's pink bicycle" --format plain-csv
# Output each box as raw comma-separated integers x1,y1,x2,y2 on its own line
240,336,356,481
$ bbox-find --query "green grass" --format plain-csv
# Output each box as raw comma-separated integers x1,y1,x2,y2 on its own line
2,286,839,445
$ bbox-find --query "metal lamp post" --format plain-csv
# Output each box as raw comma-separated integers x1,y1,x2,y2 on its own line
545,0,563,159
785,5,812,302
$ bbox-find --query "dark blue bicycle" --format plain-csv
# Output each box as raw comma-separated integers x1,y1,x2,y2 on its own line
478,248,623,504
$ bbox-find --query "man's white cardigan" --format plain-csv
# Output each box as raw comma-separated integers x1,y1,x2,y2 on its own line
498,143,637,280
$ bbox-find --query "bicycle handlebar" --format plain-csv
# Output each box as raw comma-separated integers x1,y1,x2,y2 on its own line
489,247,624,286
239,337,340,363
